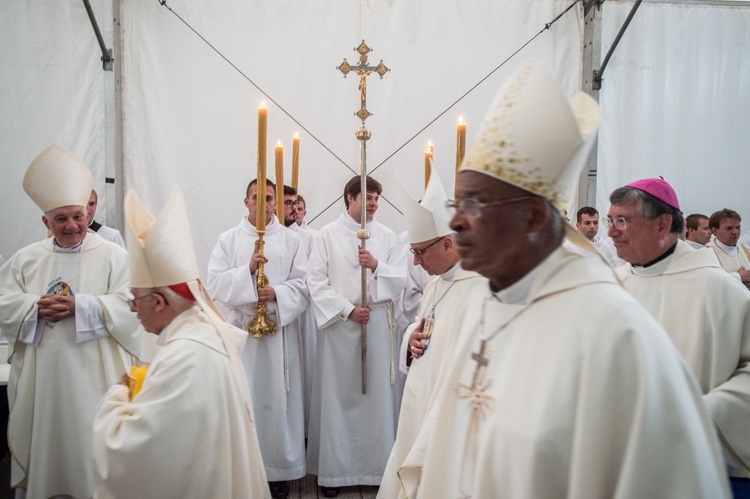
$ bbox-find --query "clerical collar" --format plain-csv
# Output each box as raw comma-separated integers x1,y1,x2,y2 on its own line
715,239,738,255
440,261,461,282
632,242,677,269
88,219,102,232
53,238,84,253
490,260,544,305
631,243,680,277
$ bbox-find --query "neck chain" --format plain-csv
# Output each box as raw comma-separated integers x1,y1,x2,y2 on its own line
421,279,458,346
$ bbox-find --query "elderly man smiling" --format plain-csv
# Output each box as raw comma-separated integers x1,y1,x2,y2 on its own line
0,145,140,498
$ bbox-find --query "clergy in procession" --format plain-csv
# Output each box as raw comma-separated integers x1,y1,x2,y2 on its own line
281,185,318,436
378,170,484,499
294,194,317,234
607,178,750,496
0,144,141,498
685,213,711,249
706,208,750,288
562,206,620,266
87,189,126,248
92,187,270,498
393,227,431,375
206,179,309,498
306,175,407,497
398,60,730,499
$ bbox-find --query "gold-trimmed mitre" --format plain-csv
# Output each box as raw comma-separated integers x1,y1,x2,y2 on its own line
459,60,600,211
398,162,453,244
23,144,94,213
124,186,200,288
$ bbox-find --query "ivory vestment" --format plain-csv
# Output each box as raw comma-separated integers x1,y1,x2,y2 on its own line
619,240,750,478
0,234,141,498
379,265,484,499
92,307,270,498
288,220,317,433
306,212,407,487
398,248,730,498
707,239,750,287
207,215,309,481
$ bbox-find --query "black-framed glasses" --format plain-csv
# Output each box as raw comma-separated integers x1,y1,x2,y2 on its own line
410,236,446,257
283,200,297,207
446,195,534,219
127,292,169,309
602,216,628,231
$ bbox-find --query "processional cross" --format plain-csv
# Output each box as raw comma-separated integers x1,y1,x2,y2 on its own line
337,40,390,394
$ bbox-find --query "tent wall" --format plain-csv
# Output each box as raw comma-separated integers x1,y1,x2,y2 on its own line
596,0,750,220
0,1,109,259
118,0,583,278
2,0,749,279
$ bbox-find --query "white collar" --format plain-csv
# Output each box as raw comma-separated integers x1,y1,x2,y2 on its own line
715,238,738,255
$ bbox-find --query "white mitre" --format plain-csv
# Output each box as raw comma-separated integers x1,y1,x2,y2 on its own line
399,164,453,244
125,186,200,288
23,144,94,212
460,59,601,252
460,59,600,213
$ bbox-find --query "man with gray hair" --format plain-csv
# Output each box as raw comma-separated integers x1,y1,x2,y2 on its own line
379,171,485,499
0,145,141,498
93,187,270,497
607,178,750,496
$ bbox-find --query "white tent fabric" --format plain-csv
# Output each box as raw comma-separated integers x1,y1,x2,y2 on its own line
0,1,109,255
119,0,583,279
596,0,750,220
2,1,749,279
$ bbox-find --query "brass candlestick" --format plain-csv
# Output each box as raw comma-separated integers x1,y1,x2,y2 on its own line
247,233,277,338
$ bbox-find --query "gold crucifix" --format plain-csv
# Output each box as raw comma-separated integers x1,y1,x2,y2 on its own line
337,40,390,123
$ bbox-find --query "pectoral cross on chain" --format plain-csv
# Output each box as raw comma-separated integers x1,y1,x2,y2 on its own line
456,339,495,498
337,40,390,123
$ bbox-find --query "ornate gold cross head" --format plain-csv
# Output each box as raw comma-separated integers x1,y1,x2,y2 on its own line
337,40,390,123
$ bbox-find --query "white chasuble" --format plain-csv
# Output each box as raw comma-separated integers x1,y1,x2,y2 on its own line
620,240,750,478
207,215,309,481
397,248,729,499
707,239,750,280
378,265,484,499
0,234,141,498
93,308,270,498
306,212,407,487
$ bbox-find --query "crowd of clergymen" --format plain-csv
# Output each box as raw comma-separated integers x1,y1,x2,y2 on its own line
1,60,749,499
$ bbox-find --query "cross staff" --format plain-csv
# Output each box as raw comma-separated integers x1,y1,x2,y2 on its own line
337,40,390,394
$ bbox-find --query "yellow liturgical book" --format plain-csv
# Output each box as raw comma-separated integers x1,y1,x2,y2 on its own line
128,365,148,400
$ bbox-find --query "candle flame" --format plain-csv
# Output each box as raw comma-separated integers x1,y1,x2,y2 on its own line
277,140,282,147
259,101,267,109
458,115,465,125
294,132,300,139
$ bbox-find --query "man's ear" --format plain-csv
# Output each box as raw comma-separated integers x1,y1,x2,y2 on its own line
42,215,51,230
657,213,673,234
710,227,718,236
153,292,168,312
526,197,550,233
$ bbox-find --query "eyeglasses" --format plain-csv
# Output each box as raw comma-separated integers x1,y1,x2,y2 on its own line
127,292,169,309
410,236,446,257
602,216,628,231
446,195,534,219
283,200,297,207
